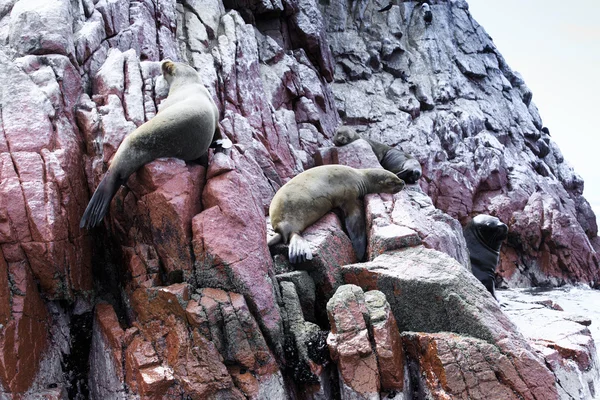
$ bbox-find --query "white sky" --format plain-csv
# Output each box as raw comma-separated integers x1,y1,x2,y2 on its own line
466,0,600,223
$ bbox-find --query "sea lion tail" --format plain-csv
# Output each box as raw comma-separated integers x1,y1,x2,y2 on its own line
80,172,122,229
288,233,313,264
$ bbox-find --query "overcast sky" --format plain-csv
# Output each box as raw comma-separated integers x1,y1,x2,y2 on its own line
466,0,600,223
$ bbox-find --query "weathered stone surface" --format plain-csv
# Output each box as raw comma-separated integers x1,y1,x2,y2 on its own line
503,290,600,399
193,167,284,355
403,332,545,400
319,0,599,287
2,0,599,397
89,303,127,400
9,0,75,57
326,285,404,399
364,290,403,392
327,285,380,399
342,247,559,399
130,284,246,399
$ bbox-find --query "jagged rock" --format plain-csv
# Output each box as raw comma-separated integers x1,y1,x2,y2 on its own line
1,0,599,396
193,167,284,355
9,0,75,57
89,303,127,399
502,291,600,399
327,285,380,399
326,285,404,399
276,270,317,323
342,247,559,399
186,288,285,399
130,284,247,399
0,248,50,395
403,332,552,400
279,281,331,398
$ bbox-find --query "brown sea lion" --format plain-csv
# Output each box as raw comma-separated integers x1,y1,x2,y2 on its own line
463,214,508,300
268,165,405,263
334,126,422,184
80,60,220,229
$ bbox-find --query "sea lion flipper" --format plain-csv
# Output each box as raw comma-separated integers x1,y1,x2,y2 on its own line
268,233,282,247
288,233,313,264
342,200,367,261
80,172,123,229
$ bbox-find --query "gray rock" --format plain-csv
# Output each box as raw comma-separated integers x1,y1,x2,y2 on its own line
9,0,75,57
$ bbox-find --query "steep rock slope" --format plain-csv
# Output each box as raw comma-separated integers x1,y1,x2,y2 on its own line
0,0,598,398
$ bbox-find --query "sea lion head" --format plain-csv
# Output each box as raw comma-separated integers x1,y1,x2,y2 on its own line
470,214,508,253
161,60,200,85
334,126,360,146
362,169,405,194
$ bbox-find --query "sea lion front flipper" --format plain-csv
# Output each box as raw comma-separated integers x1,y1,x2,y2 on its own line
341,199,367,261
80,171,124,229
288,233,313,264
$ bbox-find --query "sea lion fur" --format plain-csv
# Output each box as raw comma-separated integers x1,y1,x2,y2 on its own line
334,126,422,184
463,214,508,300
268,165,405,263
80,60,219,228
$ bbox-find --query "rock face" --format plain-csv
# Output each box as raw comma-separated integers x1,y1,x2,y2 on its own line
0,0,598,398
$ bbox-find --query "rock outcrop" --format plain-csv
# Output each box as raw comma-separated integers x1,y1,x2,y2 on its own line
0,0,598,398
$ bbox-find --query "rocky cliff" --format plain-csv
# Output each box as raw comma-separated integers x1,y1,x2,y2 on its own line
0,0,599,398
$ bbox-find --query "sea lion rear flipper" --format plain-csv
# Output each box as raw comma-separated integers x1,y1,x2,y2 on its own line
268,233,282,247
80,172,123,229
288,233,313,264
342,200,367,261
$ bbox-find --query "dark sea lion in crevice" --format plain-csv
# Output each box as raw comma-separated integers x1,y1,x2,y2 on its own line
463,214,508,300
334,126,422,184
268,165,405,263
80,60,220,229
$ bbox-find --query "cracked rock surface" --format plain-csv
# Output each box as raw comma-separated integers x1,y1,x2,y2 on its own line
0,0,598,398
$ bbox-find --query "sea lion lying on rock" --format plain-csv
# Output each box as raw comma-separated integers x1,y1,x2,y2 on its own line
334,126,422,184
268,165,405,263
80,60,221,229
463,214,508,300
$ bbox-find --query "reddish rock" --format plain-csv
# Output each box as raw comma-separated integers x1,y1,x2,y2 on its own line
122,160,204,283
402,332,547,400
342,247,559,399
326,285,380,399
130,284,245,399
502,291,600,399
364,290,404,391
0,256,50,395
193,168,283,352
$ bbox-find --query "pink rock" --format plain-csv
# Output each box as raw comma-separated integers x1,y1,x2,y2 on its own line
0,258,50,395
95,0,130,37
130,284,245,399
402,332,548,400
193,168,283,352
364,290,404,391
342,247,559,399
326,285,380,398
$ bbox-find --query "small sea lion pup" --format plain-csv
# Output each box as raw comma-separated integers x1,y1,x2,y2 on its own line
334,126,422,184
80,60,220,229
268,165,405,263
463,215,509,300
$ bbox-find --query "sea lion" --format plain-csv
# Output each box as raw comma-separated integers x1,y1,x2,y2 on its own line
463,215,508,300
422,3,433,24
268,165,405,263
80,60,220,229
334,126,422,184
